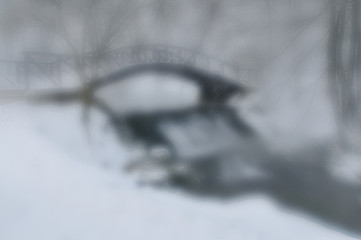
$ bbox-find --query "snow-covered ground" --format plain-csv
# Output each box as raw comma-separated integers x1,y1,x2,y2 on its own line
0,101,359,240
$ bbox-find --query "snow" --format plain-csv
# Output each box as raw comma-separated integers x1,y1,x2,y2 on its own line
95,73,199,114
0,101,358,240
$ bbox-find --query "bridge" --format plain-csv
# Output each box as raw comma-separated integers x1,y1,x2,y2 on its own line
0,44,258,94
95,44,257,83
2,44,258,168
26,45,258,162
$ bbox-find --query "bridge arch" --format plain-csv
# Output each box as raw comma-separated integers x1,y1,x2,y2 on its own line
91,62,249,103
21,44,257,93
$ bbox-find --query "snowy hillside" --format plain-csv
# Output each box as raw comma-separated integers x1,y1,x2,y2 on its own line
0,101,358,240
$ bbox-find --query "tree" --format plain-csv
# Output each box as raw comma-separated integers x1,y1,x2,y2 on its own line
30,0,149,82
328,0,361,150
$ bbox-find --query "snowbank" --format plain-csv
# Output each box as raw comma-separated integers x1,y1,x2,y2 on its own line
0,102,358,240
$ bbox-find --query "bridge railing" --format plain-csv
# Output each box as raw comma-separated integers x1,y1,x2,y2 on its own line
99,44,258,84
0,45,259,92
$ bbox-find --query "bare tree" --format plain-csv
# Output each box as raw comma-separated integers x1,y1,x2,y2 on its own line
23,0,155,143
30,0,149,82
328,0,361,150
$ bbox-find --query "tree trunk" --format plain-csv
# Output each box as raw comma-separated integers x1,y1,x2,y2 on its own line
328,0,361,150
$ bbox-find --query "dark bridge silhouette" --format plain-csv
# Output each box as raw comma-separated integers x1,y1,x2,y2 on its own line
34,50,253,160
30,44,255,189
91,62,248,103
